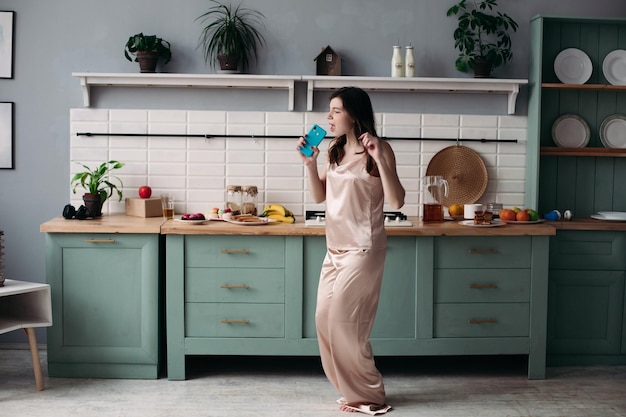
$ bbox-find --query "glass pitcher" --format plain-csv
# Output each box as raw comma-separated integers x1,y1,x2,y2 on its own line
422,175,449,222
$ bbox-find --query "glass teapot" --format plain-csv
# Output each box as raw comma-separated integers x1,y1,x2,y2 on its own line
421,175,449,222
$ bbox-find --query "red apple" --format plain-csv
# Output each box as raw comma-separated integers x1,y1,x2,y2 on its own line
138,185,152,198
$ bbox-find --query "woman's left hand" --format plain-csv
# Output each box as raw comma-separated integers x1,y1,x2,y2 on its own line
359,132,382,161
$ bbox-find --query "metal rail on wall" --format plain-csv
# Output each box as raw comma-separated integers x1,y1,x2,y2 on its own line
75,132,517,143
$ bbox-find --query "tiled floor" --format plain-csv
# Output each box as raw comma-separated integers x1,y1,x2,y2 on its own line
1,349,626,417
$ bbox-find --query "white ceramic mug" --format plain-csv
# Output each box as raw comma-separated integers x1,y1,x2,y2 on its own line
464,203,484,219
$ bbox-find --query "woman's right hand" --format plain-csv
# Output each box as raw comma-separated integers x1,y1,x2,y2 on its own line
296,136,319,165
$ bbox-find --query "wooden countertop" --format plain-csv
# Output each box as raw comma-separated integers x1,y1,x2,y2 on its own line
160,216,556,236
546,218,626,231
41,215,626,235
40,214,166,233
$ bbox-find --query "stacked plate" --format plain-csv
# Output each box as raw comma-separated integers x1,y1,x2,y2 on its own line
603,49,626,85
591,211,626,222
551,114,590,147
599,114,626,148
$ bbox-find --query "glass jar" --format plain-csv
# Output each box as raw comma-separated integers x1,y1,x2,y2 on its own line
486,202,503,218
241,185,259,216
225,185,242,215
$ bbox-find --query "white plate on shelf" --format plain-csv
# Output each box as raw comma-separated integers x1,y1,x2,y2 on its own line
554,48,593,84
602,49,626,85
459,219,506,228
597,211,626,220
551,114,591,147
599,114,626,148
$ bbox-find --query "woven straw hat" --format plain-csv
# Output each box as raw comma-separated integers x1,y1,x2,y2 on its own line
425,145,488,207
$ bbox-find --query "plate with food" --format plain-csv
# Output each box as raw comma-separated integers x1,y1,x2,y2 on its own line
502,219,546,224
174,219,208,225
459,219,506,228
223,215,277,225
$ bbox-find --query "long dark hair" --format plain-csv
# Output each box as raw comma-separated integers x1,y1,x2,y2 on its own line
328,87,378,175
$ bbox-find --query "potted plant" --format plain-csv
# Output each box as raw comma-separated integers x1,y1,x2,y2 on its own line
124,33,172,73
446,0,518,77
70,160,125,217
196,0,266,72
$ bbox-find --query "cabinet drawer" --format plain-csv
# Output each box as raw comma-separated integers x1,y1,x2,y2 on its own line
435,236,531,269
550,231,626,271
185,303,284,338
435,269,530,303
434,303,529,338
185,268,284,303
185,235,285,268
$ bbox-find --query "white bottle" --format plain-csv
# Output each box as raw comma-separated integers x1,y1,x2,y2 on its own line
391,45,404,77
405,46,415,77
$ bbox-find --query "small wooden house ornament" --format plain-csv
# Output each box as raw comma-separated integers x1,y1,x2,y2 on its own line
315,45,341,76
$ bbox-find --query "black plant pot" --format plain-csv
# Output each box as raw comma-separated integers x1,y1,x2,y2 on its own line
137,51,159,73
82,194,103,218
473,57,493,78
218,54,240,72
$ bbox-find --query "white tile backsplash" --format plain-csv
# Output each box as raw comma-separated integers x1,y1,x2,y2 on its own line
70,109,528,217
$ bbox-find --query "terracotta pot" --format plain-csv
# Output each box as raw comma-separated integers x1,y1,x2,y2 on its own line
218,54,240,72
136,51,159,73
82,194,103,217
473,56,493,78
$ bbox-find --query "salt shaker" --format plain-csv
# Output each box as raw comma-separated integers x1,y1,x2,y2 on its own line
391,45,404,77
405,45,415,77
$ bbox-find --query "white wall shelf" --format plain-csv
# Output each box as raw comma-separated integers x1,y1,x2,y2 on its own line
73,73,300,110
73,73,527,114
303,76,528,114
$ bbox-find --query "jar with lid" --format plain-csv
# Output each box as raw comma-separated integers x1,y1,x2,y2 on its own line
241,185,258,216
225,185,242,215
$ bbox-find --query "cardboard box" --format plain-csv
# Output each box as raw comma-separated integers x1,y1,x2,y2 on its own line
125,197,162,218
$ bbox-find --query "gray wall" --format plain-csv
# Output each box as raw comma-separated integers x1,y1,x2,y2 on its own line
1,0,625,343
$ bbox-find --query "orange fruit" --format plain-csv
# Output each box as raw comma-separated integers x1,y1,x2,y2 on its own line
499,209,516,221
448,204,464,217
516,210,530,221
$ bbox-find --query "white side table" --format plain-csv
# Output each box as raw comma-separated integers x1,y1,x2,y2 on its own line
0,279,53,390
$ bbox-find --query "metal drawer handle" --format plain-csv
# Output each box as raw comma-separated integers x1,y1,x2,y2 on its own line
220,319,250,324
84,239,116,243
469,284,498,289
220,284,250,289
468,319,498,324
220,249,250,254
468,249,499,254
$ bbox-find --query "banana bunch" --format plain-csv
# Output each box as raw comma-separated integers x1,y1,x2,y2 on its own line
260,203,296,223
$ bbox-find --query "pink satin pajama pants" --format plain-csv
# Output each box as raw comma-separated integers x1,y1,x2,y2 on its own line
315,247,387,405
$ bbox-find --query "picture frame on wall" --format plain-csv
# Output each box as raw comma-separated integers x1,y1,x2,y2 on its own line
0,11,15,79
0,102,14,169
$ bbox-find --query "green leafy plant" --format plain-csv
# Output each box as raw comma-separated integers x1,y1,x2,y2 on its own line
71,160,125,203
124,33,172,64
446,0,518,74
196,0,266,71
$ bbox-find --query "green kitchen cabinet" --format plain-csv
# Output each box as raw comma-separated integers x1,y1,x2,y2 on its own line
547,230,626,365
526,15,626,214
167,233,550,380
45,233,162,378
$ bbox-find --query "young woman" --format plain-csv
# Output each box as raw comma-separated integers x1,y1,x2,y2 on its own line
297,87,405,415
